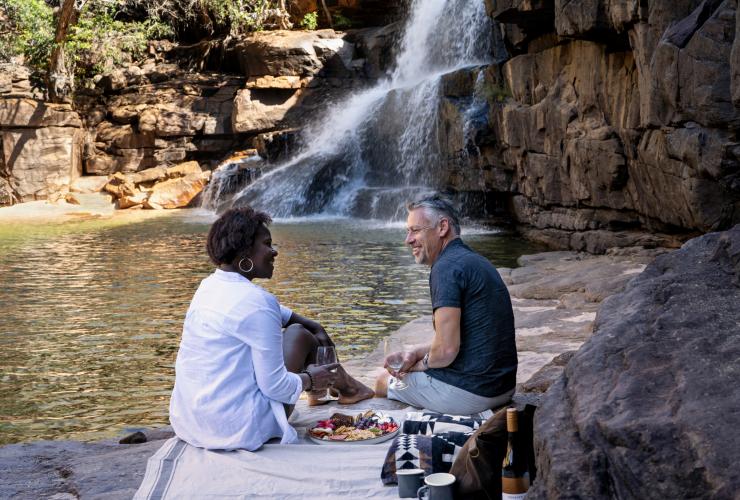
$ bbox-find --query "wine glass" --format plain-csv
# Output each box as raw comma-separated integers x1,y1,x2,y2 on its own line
316,346,338,371
314,346,339,401
384,338,408,390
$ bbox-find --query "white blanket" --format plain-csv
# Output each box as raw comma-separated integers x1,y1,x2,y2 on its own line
135,404,412,499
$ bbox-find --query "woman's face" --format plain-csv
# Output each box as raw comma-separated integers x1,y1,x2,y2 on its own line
246,225,278,280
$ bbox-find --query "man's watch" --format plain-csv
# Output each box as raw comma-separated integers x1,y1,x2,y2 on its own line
422,353,430,371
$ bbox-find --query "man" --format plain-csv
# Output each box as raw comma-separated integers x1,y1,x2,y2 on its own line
375,195,517,415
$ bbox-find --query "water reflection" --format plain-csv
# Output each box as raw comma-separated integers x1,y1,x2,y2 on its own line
0,212,543,444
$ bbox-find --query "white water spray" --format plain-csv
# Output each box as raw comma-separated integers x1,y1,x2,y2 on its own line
212,0,493,218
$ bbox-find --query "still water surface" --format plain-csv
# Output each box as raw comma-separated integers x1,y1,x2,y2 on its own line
0,210,543,444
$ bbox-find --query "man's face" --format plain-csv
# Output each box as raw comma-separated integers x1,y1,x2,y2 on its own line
405,209,442,266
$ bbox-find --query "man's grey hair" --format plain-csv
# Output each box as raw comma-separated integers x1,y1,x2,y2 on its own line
406,195,461,235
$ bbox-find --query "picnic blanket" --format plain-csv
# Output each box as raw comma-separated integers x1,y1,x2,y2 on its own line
134,404,411,499
381,410,493,485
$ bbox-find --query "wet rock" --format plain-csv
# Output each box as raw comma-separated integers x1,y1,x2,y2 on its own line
254,129,303,162
529,226,740,499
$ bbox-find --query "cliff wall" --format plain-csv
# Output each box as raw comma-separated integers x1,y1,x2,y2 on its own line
447,0,739,252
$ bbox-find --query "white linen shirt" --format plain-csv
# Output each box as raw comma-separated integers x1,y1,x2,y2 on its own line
169,269,303,450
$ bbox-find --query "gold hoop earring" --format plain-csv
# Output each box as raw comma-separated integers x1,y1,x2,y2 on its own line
238,258,254,273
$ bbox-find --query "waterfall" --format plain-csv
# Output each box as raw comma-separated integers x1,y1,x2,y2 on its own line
213,0,493,218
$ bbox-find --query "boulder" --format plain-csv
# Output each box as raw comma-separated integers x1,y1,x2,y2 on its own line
70,175,109,193
232,87,306,133
529,226,740,498
165,161,202,178
128,166,168,185
233,30,353,78
145,173,208,209
117,190,148,209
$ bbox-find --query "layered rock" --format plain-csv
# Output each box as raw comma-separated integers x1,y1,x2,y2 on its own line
0,26,395,208
0,82,84,203
529,225,740,498
435,0,740,252
231,29,376,134
79,67,249,177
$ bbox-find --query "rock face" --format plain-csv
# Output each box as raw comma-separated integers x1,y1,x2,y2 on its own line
437,0,740,252
0,76,84,203
529,225,740,498
0,26,396,208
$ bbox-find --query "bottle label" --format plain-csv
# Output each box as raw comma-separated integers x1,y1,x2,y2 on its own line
501,476,529,496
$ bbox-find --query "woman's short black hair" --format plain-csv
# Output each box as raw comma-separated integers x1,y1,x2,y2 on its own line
206,206,272,266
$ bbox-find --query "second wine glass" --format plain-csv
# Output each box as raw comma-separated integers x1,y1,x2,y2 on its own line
383,339,407,390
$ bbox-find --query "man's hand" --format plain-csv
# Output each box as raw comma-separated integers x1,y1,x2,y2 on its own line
384,351,418,377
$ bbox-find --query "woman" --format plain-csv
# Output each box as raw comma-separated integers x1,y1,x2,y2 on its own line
169,206,374,451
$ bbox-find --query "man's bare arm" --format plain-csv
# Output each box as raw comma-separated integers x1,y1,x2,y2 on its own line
404,307,461,372
428,307,461,368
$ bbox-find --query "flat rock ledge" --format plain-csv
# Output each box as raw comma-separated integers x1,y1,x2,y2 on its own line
0,246,667,499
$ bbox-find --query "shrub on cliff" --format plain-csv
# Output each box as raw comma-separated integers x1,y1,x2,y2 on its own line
0,0,293,94
0,0,171,90
0,0,55,74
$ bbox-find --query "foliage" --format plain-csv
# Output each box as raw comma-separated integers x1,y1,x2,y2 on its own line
0,0,292,92
0,0,55,72
332,11,353,30
66,4,173,77
480,82,511,103
129,0,292,36
300,11,318,31
0,0,173,84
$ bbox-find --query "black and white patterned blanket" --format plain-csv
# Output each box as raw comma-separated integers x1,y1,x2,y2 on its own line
381,411,489,485
401,411,487,436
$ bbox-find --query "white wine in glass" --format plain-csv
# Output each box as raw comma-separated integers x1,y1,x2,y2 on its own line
384,339,407,389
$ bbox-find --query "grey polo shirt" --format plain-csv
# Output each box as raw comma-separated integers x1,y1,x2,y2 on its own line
425,238,517,397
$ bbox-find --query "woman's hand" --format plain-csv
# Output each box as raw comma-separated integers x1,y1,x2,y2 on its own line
305,363,340,390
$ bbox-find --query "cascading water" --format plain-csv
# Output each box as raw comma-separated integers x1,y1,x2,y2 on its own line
209,0,493,218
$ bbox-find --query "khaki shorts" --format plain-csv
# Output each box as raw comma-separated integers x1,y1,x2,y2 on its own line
387,372,514,416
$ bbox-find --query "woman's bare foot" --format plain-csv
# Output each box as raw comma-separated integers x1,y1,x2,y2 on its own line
335,381,375,405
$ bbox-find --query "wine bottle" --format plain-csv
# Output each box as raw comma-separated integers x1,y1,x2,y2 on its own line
502,408,530,499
